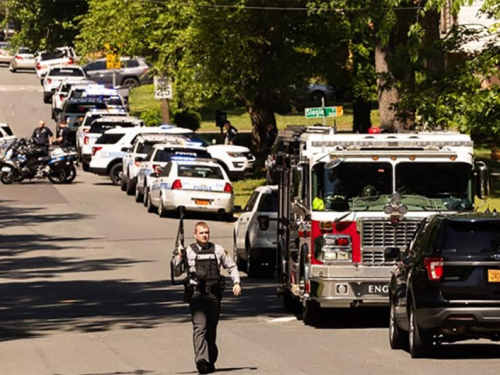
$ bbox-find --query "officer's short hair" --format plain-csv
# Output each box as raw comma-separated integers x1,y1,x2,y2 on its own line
194,222,209,233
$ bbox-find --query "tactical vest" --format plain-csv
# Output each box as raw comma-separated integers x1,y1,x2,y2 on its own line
190,243,220,287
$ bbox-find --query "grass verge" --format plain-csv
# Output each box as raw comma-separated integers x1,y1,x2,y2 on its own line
232,178,266,208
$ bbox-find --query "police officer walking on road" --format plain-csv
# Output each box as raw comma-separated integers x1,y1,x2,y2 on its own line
32,120,53,156
172,222,242,374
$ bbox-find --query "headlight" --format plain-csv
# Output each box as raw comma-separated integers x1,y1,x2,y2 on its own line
227,152,245,158
314,234,352,263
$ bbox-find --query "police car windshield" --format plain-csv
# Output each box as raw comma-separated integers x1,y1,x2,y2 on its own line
178,165,223,179
312,162,392,212
186,135,209,147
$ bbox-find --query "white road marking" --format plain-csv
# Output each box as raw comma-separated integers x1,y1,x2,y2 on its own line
268,317,296,323
0,85,43,92
8,100,15,116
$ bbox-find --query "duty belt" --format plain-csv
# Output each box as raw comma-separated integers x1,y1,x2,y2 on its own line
193,285,219,294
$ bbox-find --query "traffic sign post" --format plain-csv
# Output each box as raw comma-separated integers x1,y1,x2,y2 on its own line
154,76,173,100
154,76,173,124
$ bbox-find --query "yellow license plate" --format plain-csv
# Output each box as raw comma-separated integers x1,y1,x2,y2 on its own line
488,269,500,282
195,199,209,206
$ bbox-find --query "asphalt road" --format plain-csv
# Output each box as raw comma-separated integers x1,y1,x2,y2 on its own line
1,66,500,375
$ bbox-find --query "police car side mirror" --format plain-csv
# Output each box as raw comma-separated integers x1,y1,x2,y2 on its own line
150,172,158,178
233,205,242,213
122,147,132,152
135,156,144,162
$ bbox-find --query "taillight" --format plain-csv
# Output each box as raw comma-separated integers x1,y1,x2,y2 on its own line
68,57,74,64
134,160,142,167
224,183,233,193
36,62,41,70
171,179,182,190
257,216,270,231
92,146,102,156
59,95,65,101
47,78,52,84
15,55,22,60
84,136,89,145
152,164,162,174
424,257,444,281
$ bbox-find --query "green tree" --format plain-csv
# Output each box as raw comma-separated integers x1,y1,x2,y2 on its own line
77,0,351,150
5,0,88,50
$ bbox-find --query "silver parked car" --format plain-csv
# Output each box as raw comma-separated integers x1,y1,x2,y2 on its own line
83,57,153,88
10,47,35,72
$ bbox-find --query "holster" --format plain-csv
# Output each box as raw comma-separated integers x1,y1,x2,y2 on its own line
183,283,194,303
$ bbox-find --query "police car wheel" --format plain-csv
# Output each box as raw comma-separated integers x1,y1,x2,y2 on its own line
126,176,136,195
143,188,149,207
110,163,123,186
146,192,157,213
233,236,242,268
158,196,168,218
135,187,144,203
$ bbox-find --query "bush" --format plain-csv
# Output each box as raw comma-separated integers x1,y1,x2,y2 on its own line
140,108,163,127
173,109,201,131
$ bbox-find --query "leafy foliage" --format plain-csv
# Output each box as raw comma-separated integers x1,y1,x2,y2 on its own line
5,0,88,50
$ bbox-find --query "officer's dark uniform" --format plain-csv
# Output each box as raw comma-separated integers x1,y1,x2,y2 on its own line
58,127,72,148
224,125,238,145
173,241,240,374
32,126,53,155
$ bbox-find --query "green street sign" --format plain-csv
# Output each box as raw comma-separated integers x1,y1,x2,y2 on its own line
305,106,344,119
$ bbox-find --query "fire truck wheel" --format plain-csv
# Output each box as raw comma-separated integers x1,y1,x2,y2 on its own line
283,292,300,313
303,300,321,326
389,301,408,350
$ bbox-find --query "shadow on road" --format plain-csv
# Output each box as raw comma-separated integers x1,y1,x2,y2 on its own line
0,200,389,344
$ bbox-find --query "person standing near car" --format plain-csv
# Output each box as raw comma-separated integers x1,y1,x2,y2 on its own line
55,120,72,148
223,121,238,145
172,222,242,374
263,123,278,156
32,120,53,155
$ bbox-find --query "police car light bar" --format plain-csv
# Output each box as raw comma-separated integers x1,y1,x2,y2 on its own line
311,140,473,148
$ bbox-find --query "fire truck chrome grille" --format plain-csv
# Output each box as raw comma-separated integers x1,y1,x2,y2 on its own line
362,220,420,264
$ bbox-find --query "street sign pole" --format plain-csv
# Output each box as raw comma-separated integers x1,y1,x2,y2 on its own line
321,97,326,126
161,99,170,124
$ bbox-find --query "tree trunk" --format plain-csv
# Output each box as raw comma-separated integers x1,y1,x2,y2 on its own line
352,97,372,133
375,43,403,131
421,10,444,76
248,103,276,153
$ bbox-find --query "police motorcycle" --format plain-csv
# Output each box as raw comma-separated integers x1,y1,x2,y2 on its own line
0,138,78,184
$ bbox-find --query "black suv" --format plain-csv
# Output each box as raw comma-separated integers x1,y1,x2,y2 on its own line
387,213,500,358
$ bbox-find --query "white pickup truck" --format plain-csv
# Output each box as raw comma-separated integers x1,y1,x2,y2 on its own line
35,47,79,80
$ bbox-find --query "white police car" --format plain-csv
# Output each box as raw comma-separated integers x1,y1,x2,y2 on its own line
80,116,144,171
147,157,234,219
185,135,255,179
121,134,188,195
75,108,128,160
135,144,211,204
89,126,192,185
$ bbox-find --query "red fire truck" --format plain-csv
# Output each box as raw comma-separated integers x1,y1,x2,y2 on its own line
275,126,489,325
